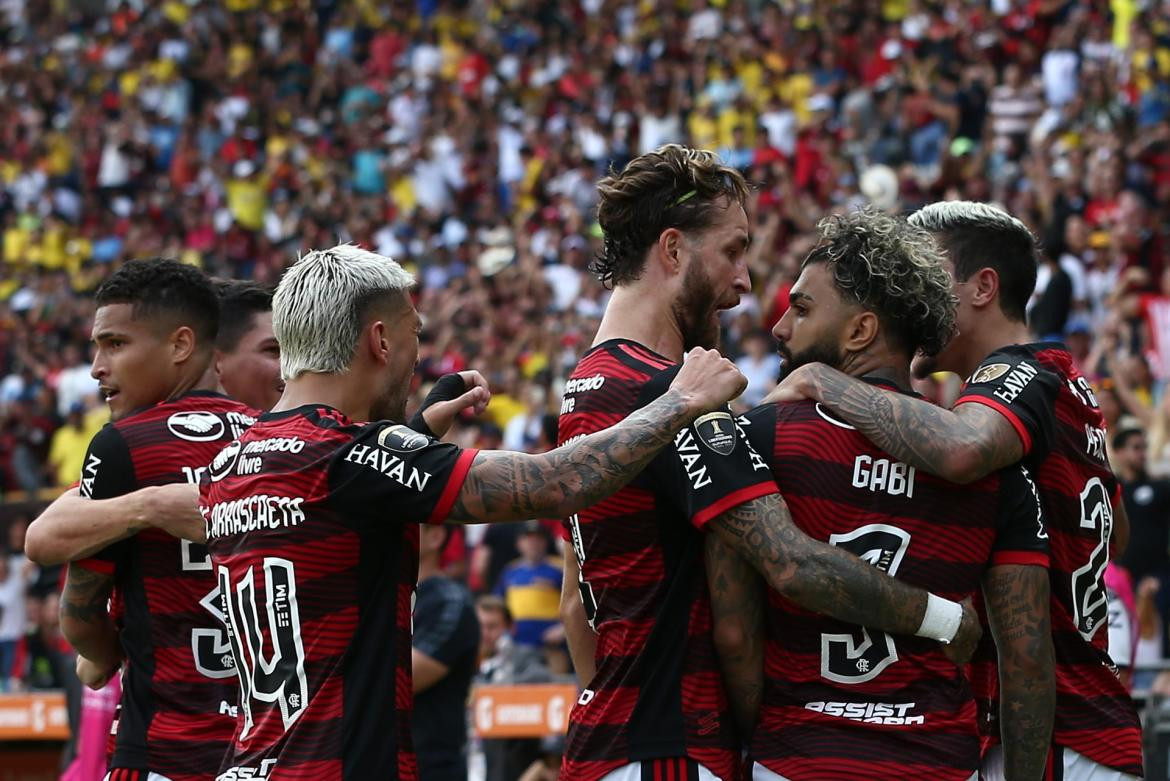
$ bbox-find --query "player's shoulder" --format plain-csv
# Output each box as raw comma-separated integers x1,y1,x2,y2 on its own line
573,338,676,384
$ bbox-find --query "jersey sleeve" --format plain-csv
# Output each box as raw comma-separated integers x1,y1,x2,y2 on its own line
413,581,479,666
988,465,1049,568
739,403,779,458
637,368,778,530
74,424,136,576
328,422,479,526
953,350,1062,459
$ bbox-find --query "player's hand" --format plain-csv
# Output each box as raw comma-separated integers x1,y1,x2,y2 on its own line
762,364,818,405
148,483,205,543
941,597,982,665
76,655,119,691
418,372,491,437
670,348,747,412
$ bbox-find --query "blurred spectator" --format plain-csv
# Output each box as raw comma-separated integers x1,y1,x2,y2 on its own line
1115,427,1170,644
735,329,782,408
413,525,479,781
495,522,564,651
10,591,71,691
476,595,549,781
0,518,34,691
47,403,101,487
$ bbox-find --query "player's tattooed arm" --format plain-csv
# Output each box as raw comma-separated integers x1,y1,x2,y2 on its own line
449,388,695,522
59,565,123,677
708,494,982,662
26,484,203,565
449,349,748,523
983,564,1054,781
705,534,765,735
768,364,1023,484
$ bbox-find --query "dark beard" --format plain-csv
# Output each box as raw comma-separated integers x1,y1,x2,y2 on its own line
371,386,409,423
779,336,844,378
672,260,721,350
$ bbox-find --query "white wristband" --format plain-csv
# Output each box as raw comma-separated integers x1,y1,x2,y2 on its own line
916,593,963,644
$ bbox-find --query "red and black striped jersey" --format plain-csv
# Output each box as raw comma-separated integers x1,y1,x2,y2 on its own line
741,381,1047,781
75,391,259,780
955,343,1143,776
199,405,476,781
557,339,778,781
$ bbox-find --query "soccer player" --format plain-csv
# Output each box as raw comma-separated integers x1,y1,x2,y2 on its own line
772,202,1143,780
26,281,285,566
56,259,261,781
719,210,1052,780
199,244,748,781
26,283,486,568
211,280,283,412
556,145,980,781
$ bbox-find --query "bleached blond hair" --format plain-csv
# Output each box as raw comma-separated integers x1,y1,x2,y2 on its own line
273,244,415,380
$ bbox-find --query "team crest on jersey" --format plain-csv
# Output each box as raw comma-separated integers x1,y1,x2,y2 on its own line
168,411,226,442
377,424,429,453
694,411,737,456
970,363,1011,384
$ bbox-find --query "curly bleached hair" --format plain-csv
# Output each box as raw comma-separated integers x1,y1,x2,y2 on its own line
591,144,749,288
803,209,958,357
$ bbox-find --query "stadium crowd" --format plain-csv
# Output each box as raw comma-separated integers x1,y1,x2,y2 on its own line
4,0,1170,774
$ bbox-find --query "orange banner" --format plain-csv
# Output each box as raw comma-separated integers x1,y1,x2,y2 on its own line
471,683,578,738
0,692,70,741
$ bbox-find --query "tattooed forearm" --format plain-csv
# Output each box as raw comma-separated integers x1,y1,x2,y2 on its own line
984,565,1054,781
709,494,929,635
59,565,121,668
801,365,1022,484
449,388,696,523
706,534,765,736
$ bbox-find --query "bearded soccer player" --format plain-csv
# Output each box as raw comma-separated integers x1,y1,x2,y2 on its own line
26,280,286,568
199,244,748,781
556,146,980,781
772,202,1143,780
55,259,261,781
715,211,1052,780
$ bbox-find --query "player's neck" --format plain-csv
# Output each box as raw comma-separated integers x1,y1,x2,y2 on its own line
594,285,685,361
838,350,912,391
963,313,1034,377
166,359,217,402
271,375,372,422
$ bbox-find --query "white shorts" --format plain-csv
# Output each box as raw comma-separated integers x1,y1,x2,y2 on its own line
103,774,172,781
980,745,1142,781
599,760,722,781
754,761,977,780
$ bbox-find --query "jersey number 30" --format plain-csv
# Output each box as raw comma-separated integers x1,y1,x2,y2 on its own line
821,524,911,684
218,558,309,738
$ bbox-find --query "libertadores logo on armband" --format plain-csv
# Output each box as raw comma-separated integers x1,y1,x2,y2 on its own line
377,424,429,452
694,411,737,455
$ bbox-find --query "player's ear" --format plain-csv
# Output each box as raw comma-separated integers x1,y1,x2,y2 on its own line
655,228,685,278
843,310,879,353
969,267,999,309
170,325,196,364
365,320,391,366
